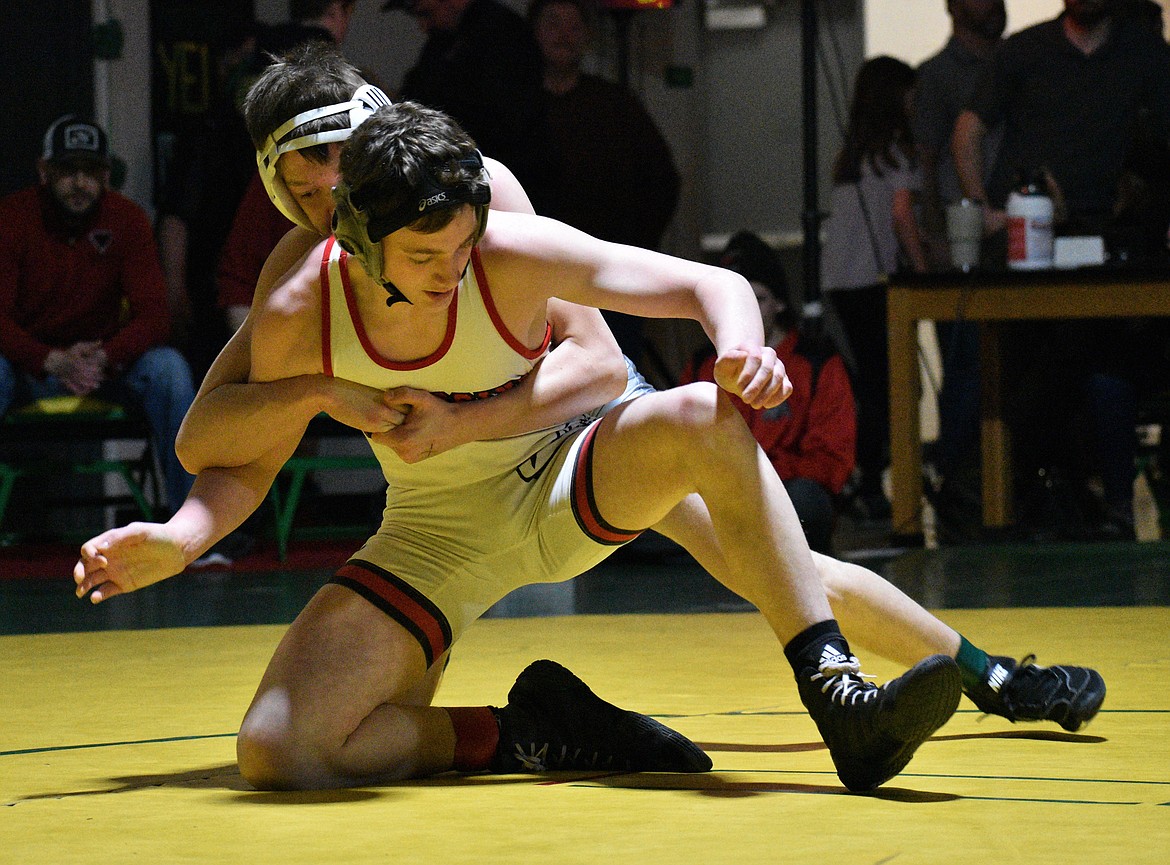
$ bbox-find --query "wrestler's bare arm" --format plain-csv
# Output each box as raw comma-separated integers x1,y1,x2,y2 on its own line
482,156,533,214
483,211,791,410
178,262,628,472
175,227,336,471
74,254,330,603
368,296,626,462
73,428,305,604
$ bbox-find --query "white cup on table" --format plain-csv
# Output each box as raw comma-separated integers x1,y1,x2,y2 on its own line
945,198,984,272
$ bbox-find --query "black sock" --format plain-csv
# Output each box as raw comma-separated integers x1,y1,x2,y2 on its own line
783,619,852,676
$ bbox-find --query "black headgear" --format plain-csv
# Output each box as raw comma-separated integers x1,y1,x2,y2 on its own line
332,150,491,306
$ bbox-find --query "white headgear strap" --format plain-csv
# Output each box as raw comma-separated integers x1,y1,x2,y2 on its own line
256,84,391,231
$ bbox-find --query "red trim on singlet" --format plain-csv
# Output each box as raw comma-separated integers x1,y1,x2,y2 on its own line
338,250,458,370
571,421,643,545
320,238,335,377
472,248,551,360
333,561,452,667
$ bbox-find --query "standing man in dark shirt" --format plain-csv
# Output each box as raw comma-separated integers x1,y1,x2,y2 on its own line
390,0,553,208
954,0,1170,233
915,0,1006,257
528,0,680,362
952,0,1170,539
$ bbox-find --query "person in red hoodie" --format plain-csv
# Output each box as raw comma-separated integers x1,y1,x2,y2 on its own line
682,232,856,553
215,171,295,333
0,115,196,514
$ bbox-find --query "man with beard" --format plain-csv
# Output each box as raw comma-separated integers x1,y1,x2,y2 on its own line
0,115,196,516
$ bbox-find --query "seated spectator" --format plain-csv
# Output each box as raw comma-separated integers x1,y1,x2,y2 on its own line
0,115,196,516
681,232,857,553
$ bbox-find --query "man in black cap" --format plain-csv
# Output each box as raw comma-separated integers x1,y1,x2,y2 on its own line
0,115,197,516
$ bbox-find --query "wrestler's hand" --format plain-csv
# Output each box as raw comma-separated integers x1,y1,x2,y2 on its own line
323,378,409,435
73,522,186,604
714,345,793,409
367,387,460,463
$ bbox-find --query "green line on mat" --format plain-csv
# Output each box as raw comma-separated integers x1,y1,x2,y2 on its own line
2,732,237,757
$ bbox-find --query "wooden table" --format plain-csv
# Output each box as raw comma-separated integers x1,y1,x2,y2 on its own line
886,268,1170,538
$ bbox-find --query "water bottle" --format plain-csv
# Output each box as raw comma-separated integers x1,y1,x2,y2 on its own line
1006,169,1054,270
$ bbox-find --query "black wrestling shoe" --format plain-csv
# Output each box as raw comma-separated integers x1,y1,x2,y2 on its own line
797,649,961,792
965,655,1106,732
490,660,712,774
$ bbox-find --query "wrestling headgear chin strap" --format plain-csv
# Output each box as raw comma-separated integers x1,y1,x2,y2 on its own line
256,83,392,231
331,150,492,306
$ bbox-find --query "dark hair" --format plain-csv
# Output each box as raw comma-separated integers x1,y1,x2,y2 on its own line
720,231,796,330
291,0,353,20
341,101,489,235
527,0,593,26
1118,0,1165,33
242,41,366,162
833,56,917,185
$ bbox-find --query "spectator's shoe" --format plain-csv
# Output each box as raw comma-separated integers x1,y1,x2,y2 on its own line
491,660,712,774
849,491,892,522
965,655,1106,732
188,549,232,570
797,650,961,792
188,530,255,571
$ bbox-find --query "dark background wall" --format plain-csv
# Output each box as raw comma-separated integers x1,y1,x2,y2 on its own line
0,0,94,196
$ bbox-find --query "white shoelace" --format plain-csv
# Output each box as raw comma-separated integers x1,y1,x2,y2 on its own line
510,742,609,771
813,656,879,706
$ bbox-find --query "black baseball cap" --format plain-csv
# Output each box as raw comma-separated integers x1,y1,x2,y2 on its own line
720,231,789,300
41,115,110,167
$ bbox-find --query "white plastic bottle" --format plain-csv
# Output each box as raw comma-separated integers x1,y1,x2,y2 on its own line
1006,172,1054,270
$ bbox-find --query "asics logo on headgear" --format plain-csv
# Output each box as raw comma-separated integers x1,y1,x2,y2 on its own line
419,192,449,210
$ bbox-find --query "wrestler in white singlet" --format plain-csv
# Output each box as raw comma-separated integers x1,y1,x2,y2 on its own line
320,238,652,663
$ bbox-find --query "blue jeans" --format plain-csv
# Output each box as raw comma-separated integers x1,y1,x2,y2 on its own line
1086,371,1138,520
0,347,196,513
935,320,981,478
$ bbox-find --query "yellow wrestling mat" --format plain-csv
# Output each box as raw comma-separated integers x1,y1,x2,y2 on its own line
4,608,1168,864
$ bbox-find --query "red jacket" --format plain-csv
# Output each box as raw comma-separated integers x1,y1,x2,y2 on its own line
0,185,170,374
681,330,857,494
216,173,293,309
